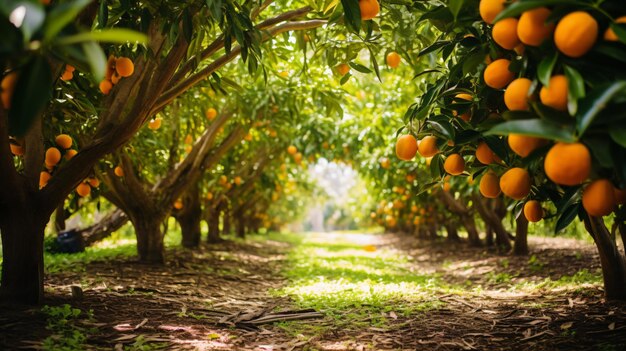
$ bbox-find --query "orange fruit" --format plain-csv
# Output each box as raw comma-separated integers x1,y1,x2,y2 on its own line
39,171,51,188
475,141,500,165
294,152,303,164
523,200,543,222
504,78,533,111
539,75,568,111
114,166,124,177
544,142,591,186
396,134,418,161
406,174,416,183
61,70,73,81
604,16,626,41
105,55,116,80
55,134,72,149
386,52,401,68
507,134,546,157
65,65,75,72
287,145,297,155
555,11,598,58
244,133,253,141
234,176,242,185
484,59,515,89
115,57,134,77
110,72,121,85
418,136,439,157
453,93,472,121
184,134,193,145
582,179,615,217
337,63,350,76
492,17,520,50
517,8,555,46
206,192,214,200
1,71,18,109
173,199,183,210
76,182,91,197
380,157,390,169
99,80,113,94
45,147,62,167
499,167,531,200
9,142,24,156
148,117,162,130
219,175,228,185
359,0,380,20
206,107,217,120
444,153,465,175
64,149,77,160
479,0,505,25
443,181,451,192
480,171,501,198
88,178,100,188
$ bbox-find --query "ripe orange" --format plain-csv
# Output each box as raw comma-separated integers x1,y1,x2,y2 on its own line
484,59,515,89
105,55,116,80
99,80,113,94
234,176,242,185
604,16,626,41
1,71,18,109
475,141,500,165
61,70,73,81
479,171,501,198
582,179,615,217
444,153,465,175
337,63,350,76
287,145,297,155
523,200,543,222
479,0,505,24
206,107,217,120
555,11,598,58
386,52,401,68
219,175,228,185
492,18,520,50
114,166,124,177
184,134,193,145
418,136,439,157
453,93,472,121
88,177,100,188
517,8,555,46
148,117,162,130
504,78,533,111
499,167,531,200
76,182,91,197
544,142,591,186
406,174,416,183
396,134,418,161
294,152,303,164
173,199,183,210
507,134,546,158
380,157,390,169
64,149,78,160
184,145,192,154
9,142,24,156
443,181,451,192
111,72,121,85
539,75,568,111
359,0,380,20
39,171,51,188
55,134,72,149
244,133,253,141
206,192,214,200
115,57,134,77
45,147,62,167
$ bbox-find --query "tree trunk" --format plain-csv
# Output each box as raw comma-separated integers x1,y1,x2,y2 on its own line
485,225,494,246
54,201,66,232
462,214,481,247
176,188,202,248
585,216,626,301
514,214,529,255
445,223,460,242
130,215,166,263
207,204,222,243
222,205,232,236
473,195,511,251
236,211,246,238
78,209,128,246
0,208,47,304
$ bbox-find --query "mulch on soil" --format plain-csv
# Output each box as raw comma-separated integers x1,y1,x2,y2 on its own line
1,233,625,351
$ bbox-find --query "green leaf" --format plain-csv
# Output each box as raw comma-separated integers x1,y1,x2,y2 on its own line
486,119,576,142
97,0,108,29
418,40,451,57
43,0,91,41
610,22,626,44
494,0,574,22
56,28,149,45
555,203,579,233
8,56,52,136
448,0,464,20
340,0,361,34
537,51,557,87
576,81,626,136
81,40,106,81
564,65,585,115
348,61,372,74
610,127,626,148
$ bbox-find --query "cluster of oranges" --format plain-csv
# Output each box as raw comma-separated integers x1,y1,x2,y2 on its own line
99,56,135,95
60,65,75,81
287,145,303,165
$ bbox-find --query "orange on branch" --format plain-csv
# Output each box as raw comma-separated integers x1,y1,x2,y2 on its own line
480,171,501,198
148,117,162,130
582,179,615,217
45,147,62,167
504,78,533,111
287,145,297,155
540,75,569,111
88,178,100,188
115,57,134,77
524,200,544,222
518,8,555,46
386,52,401,68
484,59,515,89
55,134,72,149
359,0,380,20
337,63,350,76
64,149,77,160
395,134,418,161
499,167,531,200
604,16,626,41
76,183,91,197
544,142,591,186
492,17,521,50
479,0,505,24
555,11,598,58
114,166,124,177
206,107,217,120
475,141,500,165
444,154,465,175
99,80,113,94
418,136,439,157
507,134,546,158
9,142,23,156
39,171,51,188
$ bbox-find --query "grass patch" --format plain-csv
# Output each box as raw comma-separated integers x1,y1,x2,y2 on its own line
274,232,455,334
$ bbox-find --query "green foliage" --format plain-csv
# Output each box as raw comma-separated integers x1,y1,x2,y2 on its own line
41,304,95,351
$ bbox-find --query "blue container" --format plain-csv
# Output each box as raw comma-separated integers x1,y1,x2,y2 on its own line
57,229,85,253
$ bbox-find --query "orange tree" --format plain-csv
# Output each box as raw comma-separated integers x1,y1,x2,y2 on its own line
0,0,349,303
395,0,626,300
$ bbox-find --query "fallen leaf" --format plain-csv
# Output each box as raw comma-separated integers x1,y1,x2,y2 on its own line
560,322,573,330
609,322,615,330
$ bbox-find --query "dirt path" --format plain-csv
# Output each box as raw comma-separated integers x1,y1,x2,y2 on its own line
1,232,626,350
